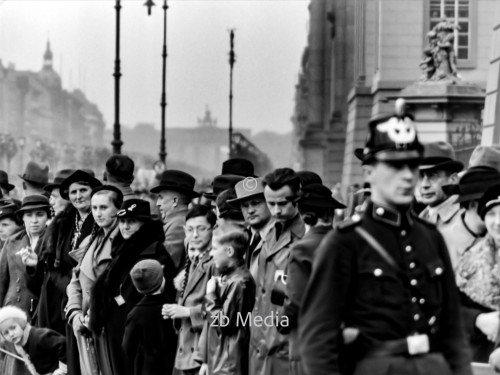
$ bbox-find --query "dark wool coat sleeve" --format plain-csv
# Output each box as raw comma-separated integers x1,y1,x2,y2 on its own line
298,229,353,375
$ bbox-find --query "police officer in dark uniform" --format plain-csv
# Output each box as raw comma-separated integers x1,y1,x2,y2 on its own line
299,103,473,375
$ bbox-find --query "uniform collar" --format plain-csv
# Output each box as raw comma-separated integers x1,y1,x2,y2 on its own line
369,201,413,228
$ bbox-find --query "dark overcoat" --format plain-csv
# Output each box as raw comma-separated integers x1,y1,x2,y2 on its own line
299,201,473,375
122,293,177,375
279,225,331,375
90,219,176,375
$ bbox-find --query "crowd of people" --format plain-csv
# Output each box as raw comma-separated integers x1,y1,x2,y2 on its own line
0,101,500,375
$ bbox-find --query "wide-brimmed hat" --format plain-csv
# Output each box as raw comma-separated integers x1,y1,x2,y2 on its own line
117,199,155,220
0,203,20,221
204,174,244,200
16,195,51,217
60,170,102,200
215,188,245,220
419,142,464,173
296,183,346,209
105,155,135,183
297,171,323,187
468,145,500,171
227,177,265,205
150,170,200,198
360,100,424,163
43,169,75,192
478,184,500,219
19,161,49,185
221,158,257,178
442,166,500,203
0,171,15,192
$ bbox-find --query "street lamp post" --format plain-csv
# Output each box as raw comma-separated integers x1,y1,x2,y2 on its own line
18,137,25,171
146,0,168,165
112,0,123,154
228,29,236,159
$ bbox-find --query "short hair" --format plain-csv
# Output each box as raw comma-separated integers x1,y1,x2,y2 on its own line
92,189,123,209
213,227,249,259
186,204,217,227
262,168,300,196
171,191,191,206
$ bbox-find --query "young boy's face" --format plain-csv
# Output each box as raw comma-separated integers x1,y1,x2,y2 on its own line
210,238,230,269
0,319,24,344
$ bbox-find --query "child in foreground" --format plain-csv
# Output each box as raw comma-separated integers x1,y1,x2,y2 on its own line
0,305,67,375
198,226,256,375
122,259,177,375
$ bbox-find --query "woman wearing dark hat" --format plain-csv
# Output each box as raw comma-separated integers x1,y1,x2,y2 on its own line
0,195,51,375
0,195,50,314
278,183,345,375
64,185,123,375
455,184,500,363
22,170,101,375
0,203,23,249
89,199,176,375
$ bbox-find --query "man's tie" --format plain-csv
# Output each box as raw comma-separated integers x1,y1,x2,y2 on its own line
246,232,261,268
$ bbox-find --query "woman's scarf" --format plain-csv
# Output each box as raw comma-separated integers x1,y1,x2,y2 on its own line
456,234,500,310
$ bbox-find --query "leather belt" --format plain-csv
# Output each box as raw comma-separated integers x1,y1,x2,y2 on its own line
365,335,430,358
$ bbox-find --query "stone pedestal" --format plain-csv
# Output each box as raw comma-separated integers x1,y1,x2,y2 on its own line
399,81,484,164
482,2,500,145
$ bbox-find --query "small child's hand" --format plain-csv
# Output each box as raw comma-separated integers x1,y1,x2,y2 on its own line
199,363,208,375
162,304,190,319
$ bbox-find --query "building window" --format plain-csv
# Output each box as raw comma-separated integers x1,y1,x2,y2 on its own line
426,0,476,68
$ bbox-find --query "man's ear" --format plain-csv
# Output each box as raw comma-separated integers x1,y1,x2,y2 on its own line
225,246,235,257
448,172,459,185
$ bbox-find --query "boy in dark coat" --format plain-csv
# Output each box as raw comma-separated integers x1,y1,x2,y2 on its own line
122,259,176,375
198,226,256,375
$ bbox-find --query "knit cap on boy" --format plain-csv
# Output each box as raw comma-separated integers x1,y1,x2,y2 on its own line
130,259,164,295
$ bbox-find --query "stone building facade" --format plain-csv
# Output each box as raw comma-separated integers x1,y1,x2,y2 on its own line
0,42,105,149
293,0,497,193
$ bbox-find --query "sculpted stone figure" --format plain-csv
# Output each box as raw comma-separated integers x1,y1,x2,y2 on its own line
420,19,460,82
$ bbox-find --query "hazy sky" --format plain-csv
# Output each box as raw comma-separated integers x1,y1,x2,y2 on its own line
0,0,309,136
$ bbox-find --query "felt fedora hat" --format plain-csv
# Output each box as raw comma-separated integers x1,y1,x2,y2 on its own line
296,183,346,209
19,161,49,185
117,199,155,220
442,166,500,203
0,170,15,192
43,169,75,192
150,170,200,197
59,170,102,200
16,194,51,217
221,158,257,178
419,141,464,173
468,145,500,171
203,174,245,200
297,171,323,187
227,177,265,205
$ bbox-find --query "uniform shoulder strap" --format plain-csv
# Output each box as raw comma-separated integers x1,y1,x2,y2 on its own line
354,226,400,272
